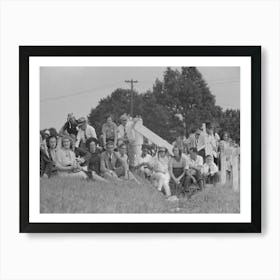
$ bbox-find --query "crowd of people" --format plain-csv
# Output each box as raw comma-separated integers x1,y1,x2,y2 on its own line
40,113,238,199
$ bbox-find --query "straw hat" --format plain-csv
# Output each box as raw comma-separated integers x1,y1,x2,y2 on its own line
158,146,167,153
120,114,128,121
77,117,86,126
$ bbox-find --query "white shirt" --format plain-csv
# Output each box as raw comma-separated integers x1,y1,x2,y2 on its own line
205,134,218,157
117,121,135,142
75,125,97,148
202,162,218,175
186,154,203,170
139,153,152,163
138,154,152,165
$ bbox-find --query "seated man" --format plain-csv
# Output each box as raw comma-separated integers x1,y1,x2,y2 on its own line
100,141,126,180
134,144,153,178
185,147,204,190
202,155,219,185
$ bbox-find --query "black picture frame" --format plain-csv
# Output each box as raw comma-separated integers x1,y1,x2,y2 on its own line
20,46,261,233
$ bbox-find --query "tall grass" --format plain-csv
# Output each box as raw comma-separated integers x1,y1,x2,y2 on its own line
40,176,240,213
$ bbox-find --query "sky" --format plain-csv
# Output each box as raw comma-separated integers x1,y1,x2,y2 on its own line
40,66,240,130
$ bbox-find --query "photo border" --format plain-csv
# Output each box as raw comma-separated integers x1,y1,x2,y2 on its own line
19,46,261,233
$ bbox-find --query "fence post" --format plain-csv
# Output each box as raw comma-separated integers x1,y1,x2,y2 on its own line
232,147,240,192
202,123,206,134
220,148,227,185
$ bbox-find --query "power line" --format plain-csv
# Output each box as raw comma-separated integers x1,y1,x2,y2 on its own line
40,81,122,103
209,80,239,85
40,77,239,104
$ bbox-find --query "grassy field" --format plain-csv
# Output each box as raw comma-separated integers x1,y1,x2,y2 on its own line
40,174,240,213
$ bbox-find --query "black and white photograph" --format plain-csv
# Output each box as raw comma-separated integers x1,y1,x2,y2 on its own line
19,46,260,232
39,66,241,214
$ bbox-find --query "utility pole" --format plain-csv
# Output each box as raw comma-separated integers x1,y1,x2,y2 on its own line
125,79,138,117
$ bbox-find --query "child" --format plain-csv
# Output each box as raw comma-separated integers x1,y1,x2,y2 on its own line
202,155,219,185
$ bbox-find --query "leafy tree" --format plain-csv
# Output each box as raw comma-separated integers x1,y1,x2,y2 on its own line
88,88,136,135
139,91,181,142
219,109,240,144
88,67,240,145
153,67,221,134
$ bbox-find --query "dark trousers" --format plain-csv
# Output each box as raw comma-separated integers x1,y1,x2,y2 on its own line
170,168,188,196
185,170,204,190
204,172,219,185
40,150,57,177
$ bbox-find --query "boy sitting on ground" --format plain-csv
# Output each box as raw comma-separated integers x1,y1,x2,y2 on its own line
202,155,219,186
100,141,126,181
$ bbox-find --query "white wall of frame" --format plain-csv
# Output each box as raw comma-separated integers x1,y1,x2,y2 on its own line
0,0,279,280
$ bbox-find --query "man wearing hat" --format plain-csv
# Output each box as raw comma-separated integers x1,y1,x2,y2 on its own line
117,113,141,168
117,114,131,143
187,128,201,151
75,117,97,152
100,141,126,180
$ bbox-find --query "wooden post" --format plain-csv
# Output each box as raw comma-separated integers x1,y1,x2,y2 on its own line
202,123,206,134
220,148,227,185
197,123,206,153
232,147,240,192
131,118,143,166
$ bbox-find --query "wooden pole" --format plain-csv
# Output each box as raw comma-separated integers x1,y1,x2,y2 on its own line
232,148,239,192
220,148,227,185
125,79,138,118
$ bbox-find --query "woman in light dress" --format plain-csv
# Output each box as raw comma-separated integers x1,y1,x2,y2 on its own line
149,147,171,197
54,135,87,179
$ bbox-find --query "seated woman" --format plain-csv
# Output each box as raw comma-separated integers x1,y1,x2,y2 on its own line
149,147,171,198
47,135,58,161
40,134,58,178
101,114,118,148
46,135,58,177
168,146,188,196
54,136,87,179
83,137,107,182
117,143,140,184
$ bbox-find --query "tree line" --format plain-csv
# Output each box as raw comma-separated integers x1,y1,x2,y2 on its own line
88,67,240,144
